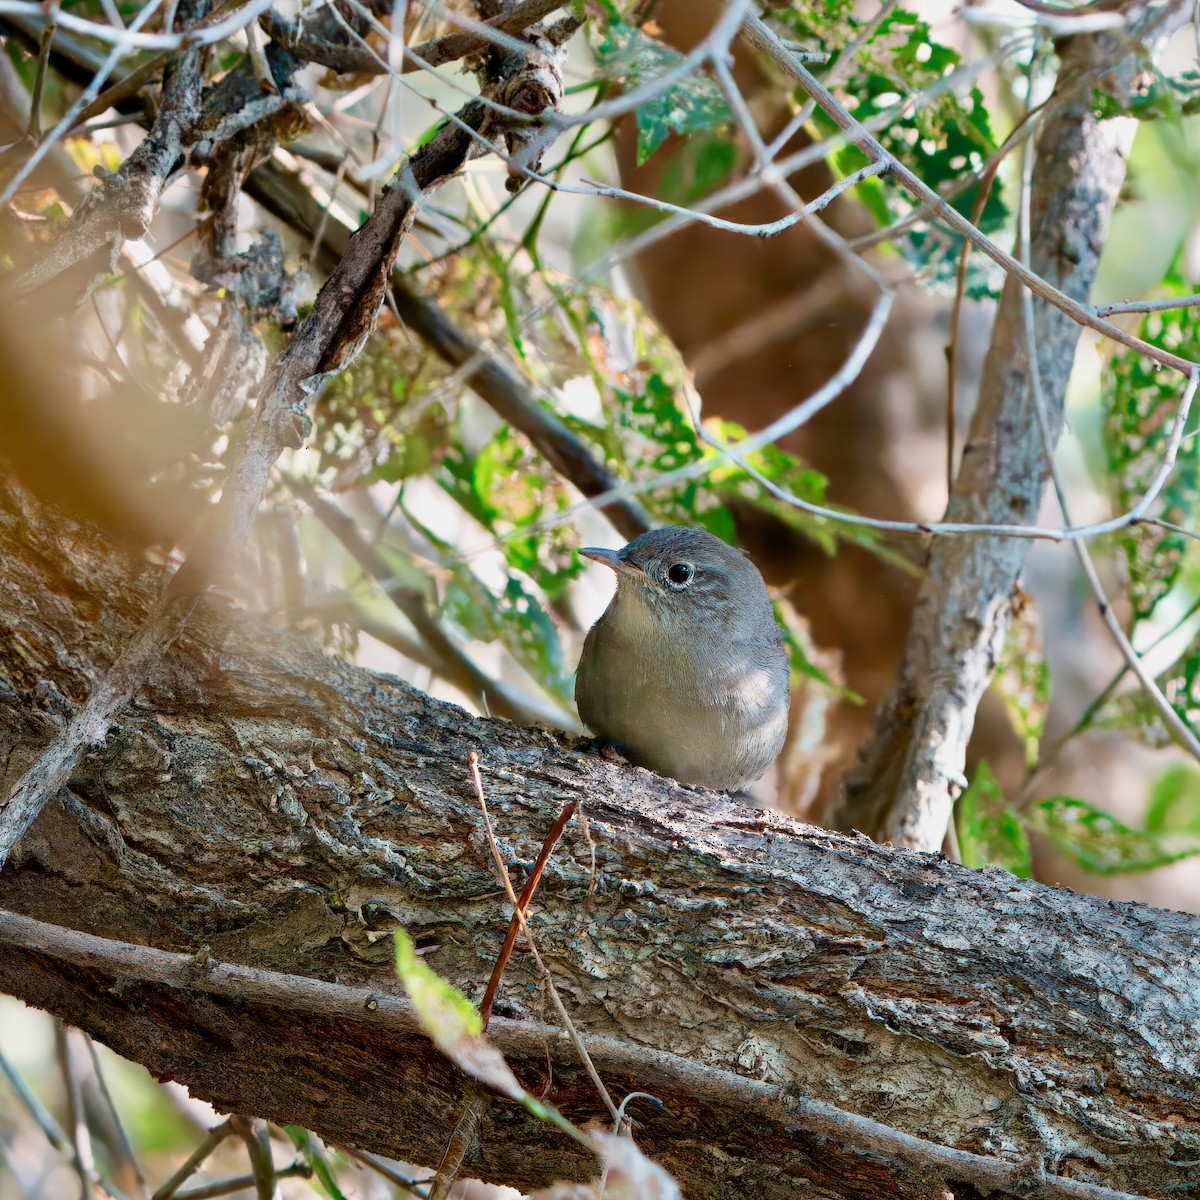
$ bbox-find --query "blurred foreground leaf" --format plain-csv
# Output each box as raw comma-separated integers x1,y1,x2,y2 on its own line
1028,795,1200,874
394,931,586,1140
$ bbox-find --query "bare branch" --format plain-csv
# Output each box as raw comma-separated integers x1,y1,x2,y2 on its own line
259,0,565,76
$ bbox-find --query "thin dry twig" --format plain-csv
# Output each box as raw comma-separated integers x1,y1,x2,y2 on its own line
173,1163,310,1200
1012,113,1200,762
469,752,620,1124
55,1024,98,1200
739,8,1198,377
283,475,559,726
480,797,580,1026
340,1146,431,1199
151,1121,235,1200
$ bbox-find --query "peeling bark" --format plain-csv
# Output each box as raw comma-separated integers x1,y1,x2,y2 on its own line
0,480,1197,1200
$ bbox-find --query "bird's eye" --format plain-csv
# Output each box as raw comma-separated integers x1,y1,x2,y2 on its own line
666,562,695,588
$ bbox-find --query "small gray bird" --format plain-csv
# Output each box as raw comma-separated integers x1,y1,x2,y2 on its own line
575,526,790,792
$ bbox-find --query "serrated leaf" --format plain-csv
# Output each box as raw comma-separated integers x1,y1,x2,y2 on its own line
591,21,731,162
1091,612,1200,746
1028,795,1200,875
956,762,1032,878
993,591,1049,767
1102,274,1200,623
802,8,1007,295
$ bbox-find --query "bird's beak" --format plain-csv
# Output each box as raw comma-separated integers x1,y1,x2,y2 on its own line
579,547,646,581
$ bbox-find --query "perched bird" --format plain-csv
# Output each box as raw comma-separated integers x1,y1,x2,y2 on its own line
575,526,790,792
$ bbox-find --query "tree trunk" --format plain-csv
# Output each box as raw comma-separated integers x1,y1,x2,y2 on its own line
0,479,1197,1199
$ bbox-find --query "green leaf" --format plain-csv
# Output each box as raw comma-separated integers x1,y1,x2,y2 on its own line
802,8,1007,295
440,567,573,704
956,762,1031,878
282,1128,348,1200
993,592,1049,768
1093,66,1200,122
393,931,589,1145
1028,795,1200,875
439,422,584,602
591,21,732,162
394,929,513,1087
656,131,739,208
1101,268,1200,624
1145,762,1200,835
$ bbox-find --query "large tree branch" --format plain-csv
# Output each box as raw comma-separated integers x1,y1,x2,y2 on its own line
0,480,1196,1200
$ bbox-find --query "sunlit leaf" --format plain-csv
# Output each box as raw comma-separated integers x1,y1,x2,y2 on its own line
1097,626,1200,748
1102,268,1200,623
440,423,584,602
394,931,588,1142
774,6,1009,294
1028,795,1200,874
956,762,1031,878
394,929,518,1095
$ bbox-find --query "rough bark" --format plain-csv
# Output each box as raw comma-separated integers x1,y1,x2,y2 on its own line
0,480,1197,1200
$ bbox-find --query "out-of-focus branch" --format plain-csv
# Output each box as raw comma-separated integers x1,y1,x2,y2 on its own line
11,0,210,298
0,20,570,868
283,476,565,727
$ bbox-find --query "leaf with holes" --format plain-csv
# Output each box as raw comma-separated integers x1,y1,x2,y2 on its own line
591,21,731,162
1093,638,1200,748
781,6,1008,295
1101,268,1200,624
956,762,1031,878
993,590,1049,767
1027,796,1200,875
